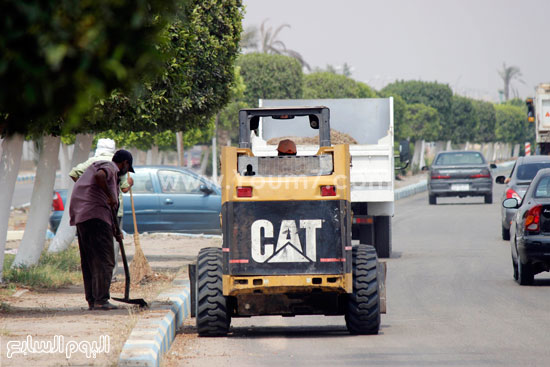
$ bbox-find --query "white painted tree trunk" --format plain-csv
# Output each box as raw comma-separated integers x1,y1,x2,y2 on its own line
13,135,61,267
418,140,425,168
48,134,93,253
176,132,184,166
151,145,160,165
411,140,423,169
59,142,71,189
199,147,209,175
212,123,218,182
0,134,24,282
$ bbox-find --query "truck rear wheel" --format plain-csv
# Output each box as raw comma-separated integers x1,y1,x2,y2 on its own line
345,244,380,335
196,247,230,336
374,216,392,258
429,194,436,205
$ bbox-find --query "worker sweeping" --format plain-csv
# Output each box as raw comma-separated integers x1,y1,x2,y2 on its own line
69,138,133,282
69,150,134,310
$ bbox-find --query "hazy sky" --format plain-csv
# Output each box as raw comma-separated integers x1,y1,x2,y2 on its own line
242,0,550,102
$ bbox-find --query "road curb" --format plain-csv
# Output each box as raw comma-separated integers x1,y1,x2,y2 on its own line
118,277,191,367
16,172,61,183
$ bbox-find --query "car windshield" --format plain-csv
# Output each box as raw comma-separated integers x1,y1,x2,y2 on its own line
534,176,550,198
516,163,550,181
434,152,484,165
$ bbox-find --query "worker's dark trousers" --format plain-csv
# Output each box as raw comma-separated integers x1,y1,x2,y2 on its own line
76,218,115,306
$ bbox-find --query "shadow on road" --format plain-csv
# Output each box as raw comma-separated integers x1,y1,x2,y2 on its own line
180,322,386,338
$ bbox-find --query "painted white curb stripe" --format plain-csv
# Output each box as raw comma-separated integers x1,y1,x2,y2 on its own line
118,280,191,367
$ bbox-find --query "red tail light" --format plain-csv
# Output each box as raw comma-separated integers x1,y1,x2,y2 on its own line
470,169,491,178
52,192,64,211
525,205,542,232
237,186,252,197
506,188,521,200
321,185,336,196
431,171,450,179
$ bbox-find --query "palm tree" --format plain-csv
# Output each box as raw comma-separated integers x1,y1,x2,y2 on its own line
242,19,310,71
240,25,258,51
498,63,524,101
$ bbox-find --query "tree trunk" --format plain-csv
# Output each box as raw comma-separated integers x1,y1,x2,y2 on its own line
0,134,24,282
13,135,61,267
199,147,210,175
212,115,218,182
59,142,71,189
151,145,160,165
176,132,184,166
48,134,93,253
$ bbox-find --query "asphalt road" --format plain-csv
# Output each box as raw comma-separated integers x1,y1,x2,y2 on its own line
168,183,550,367
12,178,63,208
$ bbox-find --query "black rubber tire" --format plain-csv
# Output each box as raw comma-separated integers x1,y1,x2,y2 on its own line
196,247,230,336
484,194,493,204
374,216,392,258
502,226,510,241
345,245,380,335
429,194,436,205
517,255,534,286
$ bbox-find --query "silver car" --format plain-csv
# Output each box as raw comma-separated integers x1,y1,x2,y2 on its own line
496,156,550,240
427,151,495,205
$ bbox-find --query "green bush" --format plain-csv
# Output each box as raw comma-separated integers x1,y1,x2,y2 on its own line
3,246,82,289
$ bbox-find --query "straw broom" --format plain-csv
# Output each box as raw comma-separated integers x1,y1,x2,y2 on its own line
128,176,153,284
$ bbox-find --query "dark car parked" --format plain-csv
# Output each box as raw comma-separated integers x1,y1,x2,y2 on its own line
49,166,222,234
504,168,550,285
496,155,550,240
426,151,495,205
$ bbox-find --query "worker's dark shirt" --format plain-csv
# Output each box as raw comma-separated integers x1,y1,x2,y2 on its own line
70,161,119,227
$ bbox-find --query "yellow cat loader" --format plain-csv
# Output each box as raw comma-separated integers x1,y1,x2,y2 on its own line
189,107,383,336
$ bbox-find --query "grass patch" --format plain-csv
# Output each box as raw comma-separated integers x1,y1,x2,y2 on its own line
2,246,82,289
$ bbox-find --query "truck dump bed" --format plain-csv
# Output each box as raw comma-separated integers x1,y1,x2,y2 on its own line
254,98,395,214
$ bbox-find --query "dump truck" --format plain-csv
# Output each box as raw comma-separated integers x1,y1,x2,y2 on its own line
527,83,550,155
190,106,383,336
254,98,399,258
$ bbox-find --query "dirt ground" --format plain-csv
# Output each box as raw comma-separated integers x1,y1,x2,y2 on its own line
0,232,221,366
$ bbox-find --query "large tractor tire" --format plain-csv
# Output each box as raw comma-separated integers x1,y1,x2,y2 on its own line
345,244,381,335
374,216,392,258
196,247,230,336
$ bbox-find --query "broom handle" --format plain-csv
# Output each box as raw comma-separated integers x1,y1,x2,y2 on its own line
128,174,139,240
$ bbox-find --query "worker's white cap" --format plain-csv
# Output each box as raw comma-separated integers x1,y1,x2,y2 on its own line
94,138,116,157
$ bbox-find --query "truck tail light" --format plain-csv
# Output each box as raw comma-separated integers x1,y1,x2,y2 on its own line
506,188,521,200
237,186,252,197
525,205,542,232
321,185,336,196
52,192,64,211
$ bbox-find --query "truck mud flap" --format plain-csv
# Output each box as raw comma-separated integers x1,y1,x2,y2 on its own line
378,261,387,314
188,263,196,317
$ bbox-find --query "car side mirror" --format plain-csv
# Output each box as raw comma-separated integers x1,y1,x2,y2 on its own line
490,163,497,169
200,184,213,195
495,176,506,184
502,198,519,209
